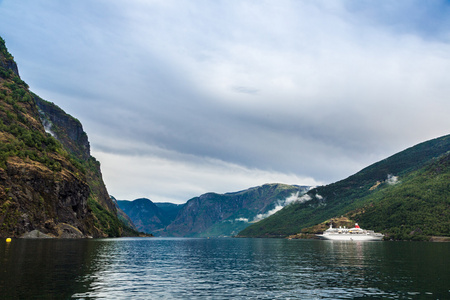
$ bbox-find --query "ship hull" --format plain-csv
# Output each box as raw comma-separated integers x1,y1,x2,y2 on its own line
316,234,383,241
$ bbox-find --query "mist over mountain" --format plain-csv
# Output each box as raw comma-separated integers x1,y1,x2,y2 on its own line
238,134,450,241
118,184,310,237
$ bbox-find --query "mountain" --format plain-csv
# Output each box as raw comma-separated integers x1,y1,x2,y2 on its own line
349,150,450,240
160,183,310,237
115,184,309,237
154,202,185,222
0,37,131,238
116,198,183,233
238,134,450,240
111,196,139,234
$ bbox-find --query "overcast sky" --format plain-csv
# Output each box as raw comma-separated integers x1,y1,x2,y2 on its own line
1,1,450,203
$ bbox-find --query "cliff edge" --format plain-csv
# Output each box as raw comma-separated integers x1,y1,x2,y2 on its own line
0,36,130,238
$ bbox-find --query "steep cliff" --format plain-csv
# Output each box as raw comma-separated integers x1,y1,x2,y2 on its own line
0,37,125,238
34,96,116,214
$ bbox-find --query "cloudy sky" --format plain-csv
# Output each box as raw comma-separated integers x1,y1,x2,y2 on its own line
1,1,450,204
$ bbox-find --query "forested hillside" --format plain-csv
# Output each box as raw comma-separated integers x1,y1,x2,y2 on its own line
351,151,450,240
238,135,450,240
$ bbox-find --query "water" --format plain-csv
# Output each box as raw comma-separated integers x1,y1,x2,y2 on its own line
1,238,449,299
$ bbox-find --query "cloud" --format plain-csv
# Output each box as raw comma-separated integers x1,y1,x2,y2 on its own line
1,1,450,202
92,142,320,203
253,205,284,223
235,218,249,223
386,174,399,185
232,86,259,95
253,191,314,222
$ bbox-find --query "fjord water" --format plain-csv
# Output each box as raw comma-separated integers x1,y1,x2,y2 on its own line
1,238,449,299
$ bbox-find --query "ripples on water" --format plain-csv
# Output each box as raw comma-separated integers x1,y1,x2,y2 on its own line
1,238,449,299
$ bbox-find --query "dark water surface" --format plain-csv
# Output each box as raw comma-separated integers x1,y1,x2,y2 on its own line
0,238,449,299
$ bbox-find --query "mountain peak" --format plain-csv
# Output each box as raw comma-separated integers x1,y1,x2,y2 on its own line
0,37,19,77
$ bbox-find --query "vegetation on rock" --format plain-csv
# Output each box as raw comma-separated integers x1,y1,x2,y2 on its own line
0,36,136,238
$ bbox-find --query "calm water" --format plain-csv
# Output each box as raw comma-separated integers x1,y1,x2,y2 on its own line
0,238,449,299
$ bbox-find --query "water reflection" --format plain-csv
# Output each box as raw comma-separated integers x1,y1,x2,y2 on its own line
0,239,94,299
1,238,449,299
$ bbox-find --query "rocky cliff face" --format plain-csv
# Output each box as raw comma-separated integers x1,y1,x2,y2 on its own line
0,59,19,77
35,97,90,160
0,43,19,77
0,157,101,238
34,95,116,213
0,36,123,238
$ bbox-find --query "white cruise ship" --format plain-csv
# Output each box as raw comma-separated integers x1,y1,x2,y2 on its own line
316,223,384,241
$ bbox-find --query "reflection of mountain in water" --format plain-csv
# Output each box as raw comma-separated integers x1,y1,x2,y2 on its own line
0,239,94,298
1,239,449,298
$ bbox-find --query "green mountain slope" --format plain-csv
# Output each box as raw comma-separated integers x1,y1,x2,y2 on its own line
350,151,450,240
0,37,130,237
238,134,450,239
162,183,310,237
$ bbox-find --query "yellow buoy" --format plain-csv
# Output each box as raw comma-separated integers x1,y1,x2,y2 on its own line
6,238,11,243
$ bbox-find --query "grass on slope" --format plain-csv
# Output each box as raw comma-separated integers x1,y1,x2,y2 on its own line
352,152,450,240
238,135,450,238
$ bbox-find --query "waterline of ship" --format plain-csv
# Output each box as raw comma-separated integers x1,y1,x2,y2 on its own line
316,223,384,241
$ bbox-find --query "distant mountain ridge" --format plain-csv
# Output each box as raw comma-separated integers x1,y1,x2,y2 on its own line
117,183,310,237
116,198,183,233
238,134,450,240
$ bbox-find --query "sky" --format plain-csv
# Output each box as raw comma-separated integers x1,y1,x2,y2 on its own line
1,1,450,204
